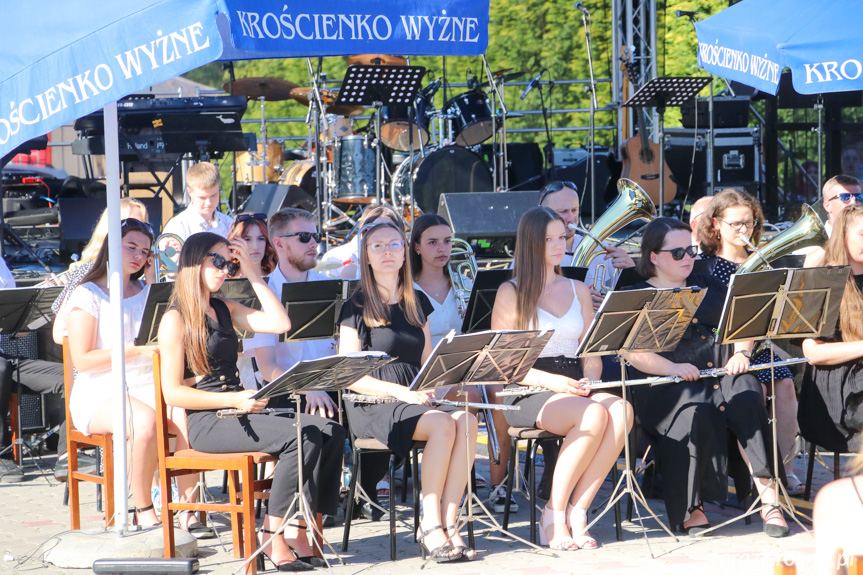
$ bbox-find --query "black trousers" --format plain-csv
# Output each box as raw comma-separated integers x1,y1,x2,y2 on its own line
0,357,66,457
187,410,345,518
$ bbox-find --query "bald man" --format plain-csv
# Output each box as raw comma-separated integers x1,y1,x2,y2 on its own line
688,196,714,246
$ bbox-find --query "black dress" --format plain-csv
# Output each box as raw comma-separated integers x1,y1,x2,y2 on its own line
184,298,345,519
339,289,457,458
627,274,778,527
798,274,863,454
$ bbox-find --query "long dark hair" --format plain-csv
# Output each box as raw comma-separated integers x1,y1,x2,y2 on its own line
409,214,451,276
511,207,565,330
167,232,229,376
80,218,154,285
228,215,278,275
636,217,692,279
824,203,863,342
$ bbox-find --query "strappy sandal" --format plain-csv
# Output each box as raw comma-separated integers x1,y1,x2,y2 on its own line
256,527,313,572
129,504,161,531
284,521,328,568
416,524,463,562
177,510,216,540
445,524,477,561
539,506,579,550
566,504,599,549
678,503,711,536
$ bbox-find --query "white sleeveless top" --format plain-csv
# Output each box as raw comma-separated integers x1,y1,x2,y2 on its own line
413,283,462,348
533,280,585,358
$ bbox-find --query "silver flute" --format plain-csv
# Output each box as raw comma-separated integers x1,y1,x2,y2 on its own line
343,393,520,411
496,357,810,398
216,407,296,419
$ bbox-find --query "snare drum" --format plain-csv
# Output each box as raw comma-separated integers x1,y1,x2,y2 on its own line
325,115,353,141
332,135,376,203
236,141,284,183
444,91,494,147
380,94,431,152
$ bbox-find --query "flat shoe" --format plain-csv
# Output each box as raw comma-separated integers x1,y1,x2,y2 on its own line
182,519,216,540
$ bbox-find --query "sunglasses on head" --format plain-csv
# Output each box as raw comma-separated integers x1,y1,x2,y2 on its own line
827,192,863,203
206,252,240,276
234,213,267,224
279,231,322,244
656,245,698,260
539,181,578,204
121,217,154,236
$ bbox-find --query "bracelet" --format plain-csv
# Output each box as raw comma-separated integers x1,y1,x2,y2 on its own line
734,350,752,359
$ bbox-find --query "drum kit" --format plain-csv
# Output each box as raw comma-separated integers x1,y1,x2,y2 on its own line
226,56,527,234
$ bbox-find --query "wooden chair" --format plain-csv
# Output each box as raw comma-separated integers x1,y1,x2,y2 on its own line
152,351,278,575
62,338,114,530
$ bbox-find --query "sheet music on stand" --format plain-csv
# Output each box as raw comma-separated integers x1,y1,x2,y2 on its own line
280,279,356,342
0,286,64,333
253,352,392,400
215,278,260,339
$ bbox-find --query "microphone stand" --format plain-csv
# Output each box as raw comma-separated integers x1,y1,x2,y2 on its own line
536,80,554,176
580,6,599,223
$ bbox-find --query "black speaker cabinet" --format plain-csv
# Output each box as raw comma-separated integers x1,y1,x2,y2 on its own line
57,197,164,257
18,392,48,433
438,190,539,256
547,147,621,218
244,184,315,218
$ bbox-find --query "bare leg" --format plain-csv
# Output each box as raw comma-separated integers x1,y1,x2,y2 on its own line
412,410,457,553
737,443,789,532
442,411,478,552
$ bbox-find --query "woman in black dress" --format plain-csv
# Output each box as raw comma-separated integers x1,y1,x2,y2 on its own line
800,204,863,457
625,218,789,537
339,221,477,562
698,189,801,490
159,232,344,572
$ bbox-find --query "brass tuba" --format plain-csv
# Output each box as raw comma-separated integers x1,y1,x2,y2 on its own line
153,233,184,282
448,238,477,318
569,178,656,290
736,204,827,274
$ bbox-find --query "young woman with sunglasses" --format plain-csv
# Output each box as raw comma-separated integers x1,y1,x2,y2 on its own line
158,232,345,571
799,204,863,461
60,219,211,535
491,207,633,550
228,212,278,278
339,221,477,562
626,217,788,537
697,189,801,494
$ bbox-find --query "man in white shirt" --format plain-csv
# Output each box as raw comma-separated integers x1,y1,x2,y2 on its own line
244,208,338,417
803,175,861,266
161,162,233,242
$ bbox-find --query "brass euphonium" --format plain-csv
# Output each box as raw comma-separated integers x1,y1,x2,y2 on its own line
448,238,477,318
735,204,827,274
153,233,184,282
569,178,657,291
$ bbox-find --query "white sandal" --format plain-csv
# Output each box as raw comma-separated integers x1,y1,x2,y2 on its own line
539,506,579,550
567,504,598,549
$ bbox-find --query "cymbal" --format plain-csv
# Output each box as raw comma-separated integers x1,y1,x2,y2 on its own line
289,87,365,117
490,68,514,76
479,71,526,88
225,77,299,101
347,54,408,67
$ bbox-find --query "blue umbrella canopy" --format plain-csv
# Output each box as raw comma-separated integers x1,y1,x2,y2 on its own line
695,0,863,95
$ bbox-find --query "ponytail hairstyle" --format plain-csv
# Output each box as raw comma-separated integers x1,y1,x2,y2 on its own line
168,232,229,376
824,203,863,342
511,207,565,331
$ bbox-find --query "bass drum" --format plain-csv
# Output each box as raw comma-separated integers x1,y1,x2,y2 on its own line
280,160,318,199
391,146,493,214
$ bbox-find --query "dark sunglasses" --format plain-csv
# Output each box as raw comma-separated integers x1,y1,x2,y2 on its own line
121,217,154,236
206,252,240,276
234,213,268,224
827,192,863,203
539,181,578,204
279,231,322,244
656,245,698,260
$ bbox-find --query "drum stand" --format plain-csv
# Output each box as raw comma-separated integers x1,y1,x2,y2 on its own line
481,55,510,192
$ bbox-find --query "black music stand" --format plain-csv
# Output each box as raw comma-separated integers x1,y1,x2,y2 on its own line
575,286,705,551
215,279,260,339
622,76,710,215
0,287,64,474
236,352,393,571
135,283,174,346
409,329,554,564
335,64,426,202
694,266,849,537
461,269,512,334
279,279,356,343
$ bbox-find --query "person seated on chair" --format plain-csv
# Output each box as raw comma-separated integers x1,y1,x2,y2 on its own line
799,204,863,460
491,206,633,551
814,446,863,574
338,221,478,562
320,204,406,280
688,195,713,247
59,218,212,536
158,231,344,571
625,217,789,538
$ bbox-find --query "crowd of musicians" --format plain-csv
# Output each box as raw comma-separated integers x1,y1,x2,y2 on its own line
2,161,863,569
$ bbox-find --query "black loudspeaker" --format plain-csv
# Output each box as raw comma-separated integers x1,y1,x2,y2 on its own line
478,142,545,191
18,392,48,433
438,191,539,256
57,197,164,257
244,184,315,218
547,147,621,218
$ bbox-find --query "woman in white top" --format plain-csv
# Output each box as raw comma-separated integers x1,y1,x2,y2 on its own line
491,207,633,550
62,219,206,534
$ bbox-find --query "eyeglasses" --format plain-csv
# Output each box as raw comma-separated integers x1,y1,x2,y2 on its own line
368,240,405,254
826,192,863,204
234,213,267,224
279,232,322,244
655,245,698,260
717,218,758,231
121,217,154,236
539,181,578,204
206,252,240,276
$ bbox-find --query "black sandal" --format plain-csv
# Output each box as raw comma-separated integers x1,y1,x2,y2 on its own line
678,503,711,536
417,524,463,563
177,510,216,540
256,527,314,572
285,522,328,568
446,524,477,561
129,504,161,530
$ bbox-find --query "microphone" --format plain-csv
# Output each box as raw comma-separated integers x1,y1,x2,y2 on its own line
574,2,589,14
520,68,547,100
675,9,699,18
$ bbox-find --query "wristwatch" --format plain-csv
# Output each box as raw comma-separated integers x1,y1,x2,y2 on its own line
735,350,752,359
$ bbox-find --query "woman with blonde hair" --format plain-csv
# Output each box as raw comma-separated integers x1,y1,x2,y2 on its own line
492,207,633,550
